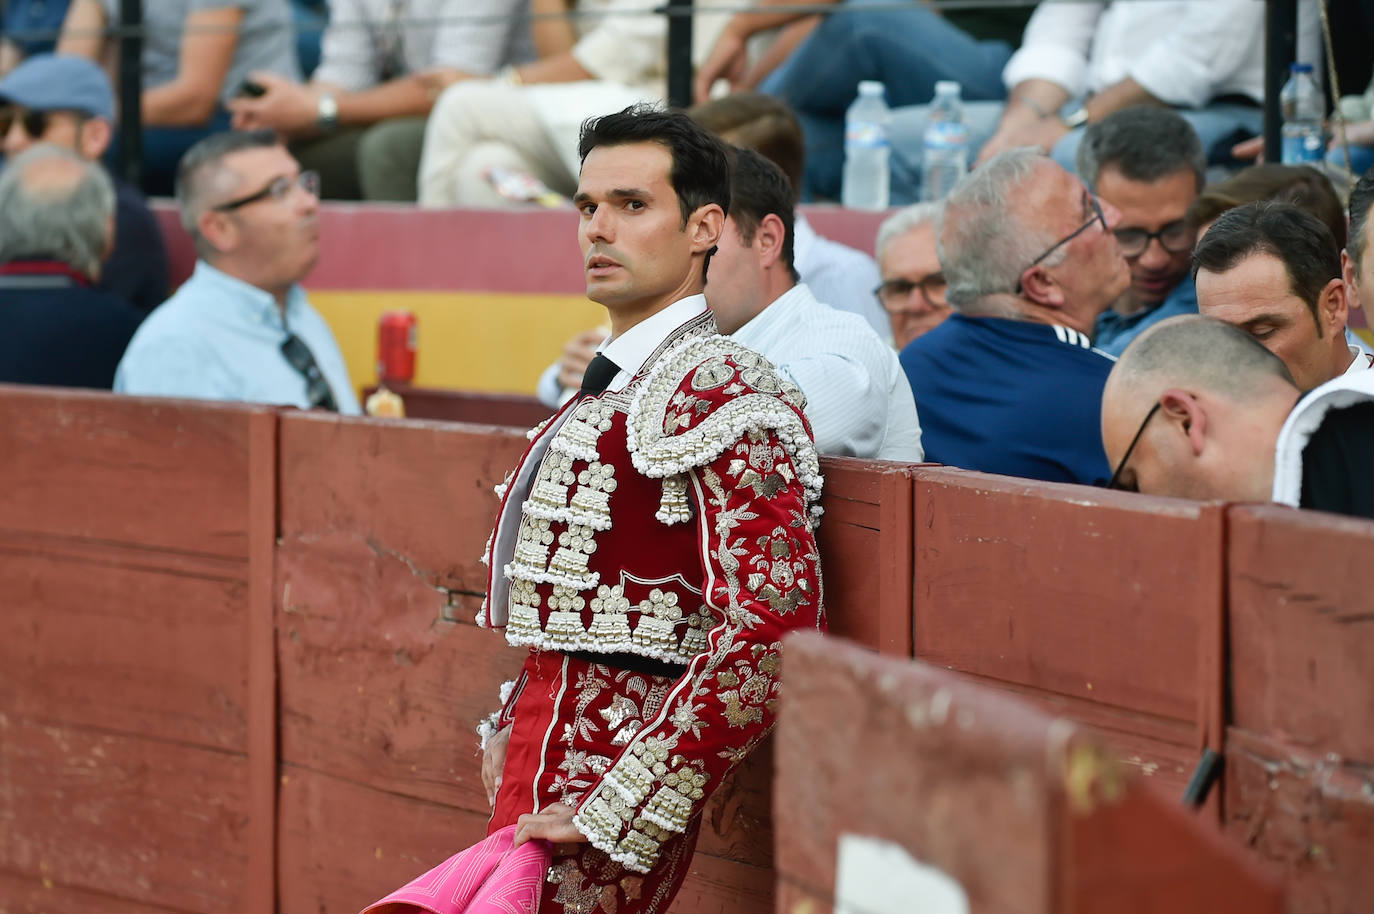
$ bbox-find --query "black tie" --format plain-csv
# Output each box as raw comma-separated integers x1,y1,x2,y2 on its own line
578,353,620,397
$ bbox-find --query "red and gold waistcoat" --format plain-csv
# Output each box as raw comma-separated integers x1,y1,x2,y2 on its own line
477,311,826,873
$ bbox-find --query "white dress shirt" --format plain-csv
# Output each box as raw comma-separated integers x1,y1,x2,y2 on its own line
794,213,891,345
1003,0,1284,107
732,283,922,461
312,0,534,90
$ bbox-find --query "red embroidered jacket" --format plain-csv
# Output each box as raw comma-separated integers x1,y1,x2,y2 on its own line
478,312,826,872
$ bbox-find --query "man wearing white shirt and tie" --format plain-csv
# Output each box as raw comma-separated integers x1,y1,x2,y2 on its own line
706,146,923,461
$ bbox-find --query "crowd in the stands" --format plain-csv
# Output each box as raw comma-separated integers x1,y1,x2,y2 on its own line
2,0,1373,520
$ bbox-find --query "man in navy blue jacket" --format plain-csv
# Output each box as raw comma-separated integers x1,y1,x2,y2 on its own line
0,145,143,389
900,148,1129,485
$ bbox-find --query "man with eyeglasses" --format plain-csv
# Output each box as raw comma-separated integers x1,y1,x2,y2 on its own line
115,130,360,414
1076,106,1204,357
1101,315,1374,521
874,202,950,349
0,53,169,312
898,147,1128,485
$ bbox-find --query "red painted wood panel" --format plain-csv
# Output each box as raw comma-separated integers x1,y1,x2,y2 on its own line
0,385,264,558
0,718,250,914
1224,505,1374,913
0,539,248,750
774,632,1282,914
910,468,1225,792
1226,505,1374,759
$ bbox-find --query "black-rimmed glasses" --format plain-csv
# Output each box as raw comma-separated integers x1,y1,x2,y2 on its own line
875,273,948,313
1016,193,1108,293
280,332,339,411
1113,220,1195,259
1105,401,1162,491
214,170,320,212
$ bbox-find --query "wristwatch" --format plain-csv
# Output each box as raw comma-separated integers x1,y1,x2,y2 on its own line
1061,105,1090,130
316,92,339,131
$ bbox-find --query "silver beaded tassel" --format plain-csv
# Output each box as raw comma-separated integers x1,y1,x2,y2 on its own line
656,474,692,524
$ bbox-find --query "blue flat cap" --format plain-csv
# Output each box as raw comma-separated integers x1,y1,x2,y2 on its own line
0,54,115,121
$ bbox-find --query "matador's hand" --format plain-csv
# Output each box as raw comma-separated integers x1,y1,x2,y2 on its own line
482,723,512,807
513,803,587,849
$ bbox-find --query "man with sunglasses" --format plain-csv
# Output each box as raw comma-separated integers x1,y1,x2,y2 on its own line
1101,315,1374,521
115,130,359,414
898,148,1128,485
1077,106,1205,357
0,53,169,312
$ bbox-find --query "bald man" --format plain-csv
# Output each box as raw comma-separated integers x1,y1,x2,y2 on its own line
1101,315,1374,519
0,143,143,388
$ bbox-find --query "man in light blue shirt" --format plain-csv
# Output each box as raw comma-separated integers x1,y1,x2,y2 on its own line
707,147,922,461
116,130,360,414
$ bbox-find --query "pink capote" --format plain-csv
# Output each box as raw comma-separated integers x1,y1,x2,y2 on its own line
360,825,552,914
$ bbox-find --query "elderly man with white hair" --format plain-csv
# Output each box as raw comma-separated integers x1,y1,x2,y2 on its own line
874,202,950,349
0,143,143,389
898,147,1128,484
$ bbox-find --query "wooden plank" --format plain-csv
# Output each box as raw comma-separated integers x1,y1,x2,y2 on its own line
877,468,915,657
1223,728,1374,914
246,410,278,914
0,716,249,914
0,871,193,914
277,413,528,594
815,458,887,652
0,386,264,558
911,468,1219,730
276,765,771,914
0,539,248,751
774,633,1282,914
1226,506,1374,760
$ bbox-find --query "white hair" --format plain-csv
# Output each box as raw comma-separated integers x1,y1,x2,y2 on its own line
875,201,943,263
938,147,1066,312
0,143,114,280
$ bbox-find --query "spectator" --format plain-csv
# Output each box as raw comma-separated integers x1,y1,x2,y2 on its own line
229,0,533,201
1076,106,1203,356
416,0,728,208
0,53,169,312
58,0,300,196
1,0,72,74
899,148,1128,485
0,144,143,388
689,92,887,340
694,0,1032,202
1194,202,1371,392
1343,168,1374,333
1102,315,1374,520
1189,163,1347,246
705,146,922,459
874,202,950,348
115,130,360,413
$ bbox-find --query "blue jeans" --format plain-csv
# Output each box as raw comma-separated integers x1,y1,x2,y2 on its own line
759,0,1013,201
886,101,1266,204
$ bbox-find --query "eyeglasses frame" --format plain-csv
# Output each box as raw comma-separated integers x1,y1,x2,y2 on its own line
1106,400,1163,491
213,170,321,212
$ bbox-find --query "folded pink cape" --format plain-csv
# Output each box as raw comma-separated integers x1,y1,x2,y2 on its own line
360,825,552,914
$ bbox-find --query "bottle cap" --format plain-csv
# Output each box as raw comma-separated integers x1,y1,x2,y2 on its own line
1290,62,1313,73
858,80,885,96
935,80,961,96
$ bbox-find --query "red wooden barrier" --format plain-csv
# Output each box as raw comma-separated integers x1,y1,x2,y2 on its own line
910,468,1227,800
774,632,1283,914
1223,505,1374,914
0,387,277,914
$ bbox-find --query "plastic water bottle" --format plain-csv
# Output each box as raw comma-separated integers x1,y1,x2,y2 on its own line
842,81,890,211
1280,63,1325,165
921,81,969,202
